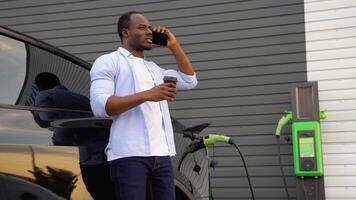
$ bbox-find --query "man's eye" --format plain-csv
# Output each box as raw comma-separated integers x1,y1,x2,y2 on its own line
139,26,150,31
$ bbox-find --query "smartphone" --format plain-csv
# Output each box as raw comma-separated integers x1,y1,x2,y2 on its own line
152,31,168,46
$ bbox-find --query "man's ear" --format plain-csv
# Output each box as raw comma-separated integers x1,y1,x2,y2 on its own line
122,27,129,39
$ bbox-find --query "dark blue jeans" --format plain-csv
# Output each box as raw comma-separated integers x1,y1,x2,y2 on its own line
109,156,175,200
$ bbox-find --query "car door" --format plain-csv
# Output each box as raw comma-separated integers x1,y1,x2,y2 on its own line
0,31,94,200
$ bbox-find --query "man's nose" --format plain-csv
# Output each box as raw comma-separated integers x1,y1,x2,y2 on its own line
147,28,153,35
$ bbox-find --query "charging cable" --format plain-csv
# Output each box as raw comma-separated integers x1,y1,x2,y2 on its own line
178,134,255,200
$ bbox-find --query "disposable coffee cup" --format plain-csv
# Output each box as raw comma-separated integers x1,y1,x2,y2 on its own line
163,76,177,84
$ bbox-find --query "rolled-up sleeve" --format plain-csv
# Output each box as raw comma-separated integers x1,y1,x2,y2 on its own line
90,56,116,117
163,69,198,90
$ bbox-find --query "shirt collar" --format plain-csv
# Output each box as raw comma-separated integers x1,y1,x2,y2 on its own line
117,47,146,60
118,47,132,58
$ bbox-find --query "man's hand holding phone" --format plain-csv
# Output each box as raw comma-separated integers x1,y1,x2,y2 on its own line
152,26,195,76
151,27,178,49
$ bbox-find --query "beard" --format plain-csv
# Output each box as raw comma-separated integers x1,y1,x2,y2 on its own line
130,40,152,51
141,44,152,51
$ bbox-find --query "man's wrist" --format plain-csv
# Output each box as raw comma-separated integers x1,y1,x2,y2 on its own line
168,41,181,51
139,91,150,102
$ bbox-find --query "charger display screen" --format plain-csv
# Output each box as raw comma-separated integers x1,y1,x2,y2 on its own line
299,137,315,157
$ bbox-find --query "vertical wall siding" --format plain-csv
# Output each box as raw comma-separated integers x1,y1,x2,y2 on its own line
1,0,308,199
304,0,356,199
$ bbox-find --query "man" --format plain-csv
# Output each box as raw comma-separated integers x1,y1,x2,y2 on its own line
33,72,115,200
90,11,197,200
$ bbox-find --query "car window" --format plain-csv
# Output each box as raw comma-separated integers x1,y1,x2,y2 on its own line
0,35,27,105
0,34,91,112
19,44,91,108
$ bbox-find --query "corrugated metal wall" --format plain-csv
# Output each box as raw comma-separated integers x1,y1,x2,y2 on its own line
0,0,309,199
304,0,356,199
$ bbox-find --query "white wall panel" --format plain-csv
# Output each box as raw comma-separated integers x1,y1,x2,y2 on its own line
307,57,356,71
324,165,356,175
305,0,356,199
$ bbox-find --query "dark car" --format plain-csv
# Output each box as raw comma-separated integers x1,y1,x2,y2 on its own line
0,26,210,200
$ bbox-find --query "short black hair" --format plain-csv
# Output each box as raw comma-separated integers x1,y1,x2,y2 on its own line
35,72,61,91
117,11,143,42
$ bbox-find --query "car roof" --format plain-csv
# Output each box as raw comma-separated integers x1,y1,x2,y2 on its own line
0,25,91,70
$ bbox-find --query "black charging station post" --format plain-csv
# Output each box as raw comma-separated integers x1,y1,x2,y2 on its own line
291,82,325,200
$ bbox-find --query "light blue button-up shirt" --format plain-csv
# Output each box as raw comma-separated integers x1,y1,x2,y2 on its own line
90,47,198,158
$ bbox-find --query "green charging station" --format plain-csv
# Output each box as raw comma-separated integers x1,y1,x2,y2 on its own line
276,82,326,199
293,120,323,176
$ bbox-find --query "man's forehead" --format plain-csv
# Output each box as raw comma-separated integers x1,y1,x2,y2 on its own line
130,14,150,25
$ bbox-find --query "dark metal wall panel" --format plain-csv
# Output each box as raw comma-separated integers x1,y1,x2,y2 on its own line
0,0,307,199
